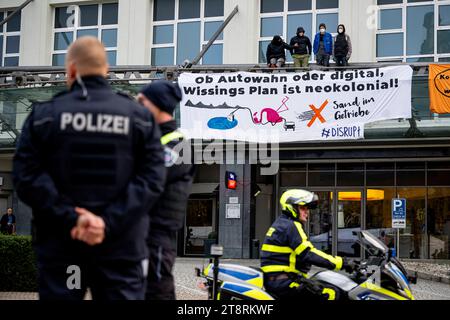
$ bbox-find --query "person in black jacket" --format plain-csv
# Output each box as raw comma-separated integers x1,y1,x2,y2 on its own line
333,24,353,67
290,27,312,68
266,35,291,68
138,81,195,300
13,37,166,300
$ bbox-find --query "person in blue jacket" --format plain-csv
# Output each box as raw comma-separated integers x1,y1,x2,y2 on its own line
313,23,333,67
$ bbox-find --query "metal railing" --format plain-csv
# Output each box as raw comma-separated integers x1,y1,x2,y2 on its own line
0,62,437,89
0,62,448,145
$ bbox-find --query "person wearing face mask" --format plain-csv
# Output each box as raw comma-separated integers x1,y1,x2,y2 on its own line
266,35,291,68
313,23,333,67
334,24,352,67
290,27,312,68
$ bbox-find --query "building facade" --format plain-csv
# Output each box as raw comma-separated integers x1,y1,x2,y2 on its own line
0,0,450,260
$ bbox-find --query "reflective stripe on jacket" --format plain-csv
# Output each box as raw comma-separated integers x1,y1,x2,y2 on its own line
149,121,195,234
260,214,343,276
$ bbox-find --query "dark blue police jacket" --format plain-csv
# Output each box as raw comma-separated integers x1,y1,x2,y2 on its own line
13,76,166,262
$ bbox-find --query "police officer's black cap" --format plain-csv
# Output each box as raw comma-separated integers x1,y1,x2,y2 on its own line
140,80,182,115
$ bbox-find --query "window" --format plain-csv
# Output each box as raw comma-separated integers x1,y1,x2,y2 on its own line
397,187,427,259
428,161,450,186
337,163,364,186
52,3,118,66
377,0,450,62
259,0,339,63
427,187,450,259
365,187,397,257
366,188,396,230
366,162,395,186
151,0,224,66
307,163,336,187
0,10,21,66
280,164,307,187
277,161,450,259
396,162,426,186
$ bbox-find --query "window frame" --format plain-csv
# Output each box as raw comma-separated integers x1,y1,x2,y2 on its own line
51,2,119,66
258,0,339,64
150,0,224,66
0,9,21,67
376,0,450,63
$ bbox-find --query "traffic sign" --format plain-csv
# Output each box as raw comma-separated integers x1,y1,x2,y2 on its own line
392,198,406,229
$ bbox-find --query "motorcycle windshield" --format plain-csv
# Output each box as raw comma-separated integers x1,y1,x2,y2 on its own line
360,230,389,254
384,262,413,298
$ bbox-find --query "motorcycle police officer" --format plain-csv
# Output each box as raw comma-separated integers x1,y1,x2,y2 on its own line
138,81,195,300
261,189,356,300
13,37,166,300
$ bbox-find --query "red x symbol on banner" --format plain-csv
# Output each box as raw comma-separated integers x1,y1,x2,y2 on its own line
307,100,329,127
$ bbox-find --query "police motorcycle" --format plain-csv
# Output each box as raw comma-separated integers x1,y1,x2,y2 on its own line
196,231,418,300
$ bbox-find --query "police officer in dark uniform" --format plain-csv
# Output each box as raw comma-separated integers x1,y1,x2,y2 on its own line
13,37,166,300
138,81,195,300
261,189,356,300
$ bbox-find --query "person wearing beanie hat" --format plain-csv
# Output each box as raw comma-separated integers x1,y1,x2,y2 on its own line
139,80,183,119
289,26,312,68
138,80,195,300
266,35,291,68
313,23,333,67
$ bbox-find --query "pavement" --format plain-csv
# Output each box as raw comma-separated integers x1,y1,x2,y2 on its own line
1,258,449,300
402,260,450,284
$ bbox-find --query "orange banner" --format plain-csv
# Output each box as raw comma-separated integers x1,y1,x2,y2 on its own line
429,64,450,114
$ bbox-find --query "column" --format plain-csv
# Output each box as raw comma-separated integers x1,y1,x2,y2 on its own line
339,0,377,63
223,0,259,64
218,163,252,258
117,0,151,65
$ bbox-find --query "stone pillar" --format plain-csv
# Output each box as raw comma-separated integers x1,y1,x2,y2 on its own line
218,163,252,258
223,0,259,64
117,0,152,65
339,0,377,63
16,0,53,66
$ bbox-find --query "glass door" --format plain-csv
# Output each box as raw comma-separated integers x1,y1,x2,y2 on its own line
184,196,214,256
278,188,363,258
308,190,334,255
336,190,363,258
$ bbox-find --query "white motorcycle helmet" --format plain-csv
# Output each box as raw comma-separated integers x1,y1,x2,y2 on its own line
280,189,319,219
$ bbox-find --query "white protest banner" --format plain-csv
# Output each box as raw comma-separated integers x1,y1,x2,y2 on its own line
178,66,412,143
